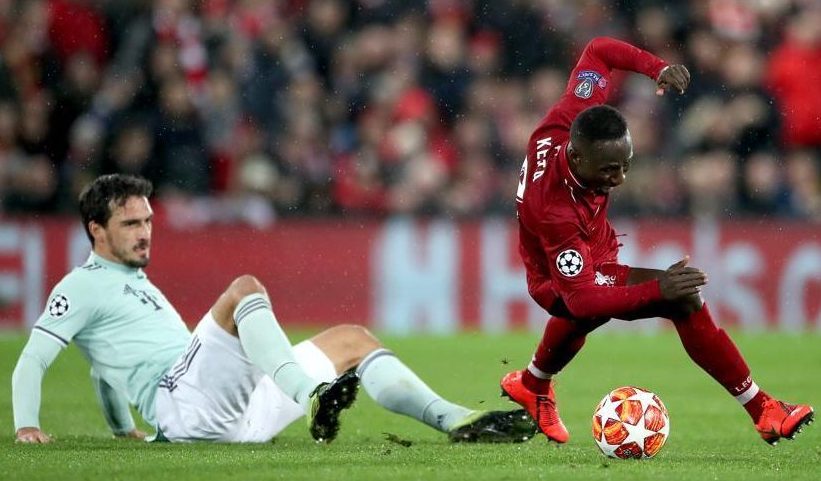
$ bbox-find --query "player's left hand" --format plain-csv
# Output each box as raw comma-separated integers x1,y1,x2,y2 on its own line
115,429,147,440
656,65,690,96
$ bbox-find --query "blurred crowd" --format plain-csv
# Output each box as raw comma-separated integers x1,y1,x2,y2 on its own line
0,0,819,227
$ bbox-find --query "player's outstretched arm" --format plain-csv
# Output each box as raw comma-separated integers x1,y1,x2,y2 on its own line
582,37,668,83
540,37,671,135
12,334,62,443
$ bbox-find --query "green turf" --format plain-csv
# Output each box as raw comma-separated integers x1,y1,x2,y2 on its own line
1,330,819,481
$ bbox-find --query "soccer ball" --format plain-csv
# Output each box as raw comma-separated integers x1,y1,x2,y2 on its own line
592,386,670,459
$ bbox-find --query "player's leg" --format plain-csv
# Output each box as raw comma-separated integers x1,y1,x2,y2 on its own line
501,309,609,443
229,329,358,443
309,325,536,443
210,275,319,410
625,266,814,444
523,263,633,389
523,311,611,392
209,275,357,442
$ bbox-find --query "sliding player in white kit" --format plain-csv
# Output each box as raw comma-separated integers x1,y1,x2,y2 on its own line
12,174,536,444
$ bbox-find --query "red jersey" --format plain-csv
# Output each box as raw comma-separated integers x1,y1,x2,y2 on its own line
516,37,667,319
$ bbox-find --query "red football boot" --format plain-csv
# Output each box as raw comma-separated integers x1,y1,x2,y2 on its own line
755,399,814,445
500,370,569,443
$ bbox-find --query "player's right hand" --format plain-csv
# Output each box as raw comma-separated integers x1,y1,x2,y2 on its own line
656,64,690,95
658,257,707,300
16,427,52,444
115,429,147,440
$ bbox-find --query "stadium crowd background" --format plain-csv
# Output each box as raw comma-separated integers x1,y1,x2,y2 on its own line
0,0,819,227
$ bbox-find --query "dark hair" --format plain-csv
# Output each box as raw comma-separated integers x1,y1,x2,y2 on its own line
570,105,628,146
79,174,153,245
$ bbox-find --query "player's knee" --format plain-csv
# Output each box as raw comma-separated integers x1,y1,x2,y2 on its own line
330,324,382,360
337,324,382,354
312,324,383,373
228,275,267,301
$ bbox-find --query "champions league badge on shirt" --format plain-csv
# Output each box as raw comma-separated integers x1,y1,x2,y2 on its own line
574,70,607,98
556,249,584,277
47,294,71,318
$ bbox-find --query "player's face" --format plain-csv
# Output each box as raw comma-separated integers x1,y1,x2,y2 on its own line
93,196,153,268
571,133,633,195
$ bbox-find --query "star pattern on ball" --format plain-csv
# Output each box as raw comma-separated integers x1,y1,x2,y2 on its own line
631,389,660,409
621,415,648,446
597,395,621,421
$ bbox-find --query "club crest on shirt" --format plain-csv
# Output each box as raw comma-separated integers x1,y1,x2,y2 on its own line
556,249,584,277
47,294,71,318
595,271,616,286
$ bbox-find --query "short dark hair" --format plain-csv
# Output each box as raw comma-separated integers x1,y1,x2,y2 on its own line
570,105,628,146
79,174,153,245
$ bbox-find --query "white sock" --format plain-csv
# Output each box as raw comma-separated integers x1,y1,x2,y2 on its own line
527,360,554,381
735,381,760,405
234,293,318,411
356,349,473,432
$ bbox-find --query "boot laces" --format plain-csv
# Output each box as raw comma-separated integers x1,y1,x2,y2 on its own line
536,395,559,426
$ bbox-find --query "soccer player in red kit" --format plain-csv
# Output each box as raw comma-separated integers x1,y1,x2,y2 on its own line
500,37,814,445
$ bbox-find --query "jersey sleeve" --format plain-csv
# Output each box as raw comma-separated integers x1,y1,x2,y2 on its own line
12,333,62,430
32,273,97,348
12,273,97,431
542,37,668,135
542,220,598,292
542,220,662,319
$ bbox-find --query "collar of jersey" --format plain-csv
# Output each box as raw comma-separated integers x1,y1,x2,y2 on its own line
88,252,146,278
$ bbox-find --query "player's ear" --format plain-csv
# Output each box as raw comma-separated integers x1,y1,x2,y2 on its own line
567,142,581,166
89,221,105,245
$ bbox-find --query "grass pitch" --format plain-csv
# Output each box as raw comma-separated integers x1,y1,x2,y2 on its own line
1,329,819,481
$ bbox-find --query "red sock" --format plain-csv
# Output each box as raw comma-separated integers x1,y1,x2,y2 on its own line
673,303,765,419
523,316,607,394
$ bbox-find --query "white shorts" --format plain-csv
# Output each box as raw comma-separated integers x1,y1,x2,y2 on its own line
154,312,337,442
